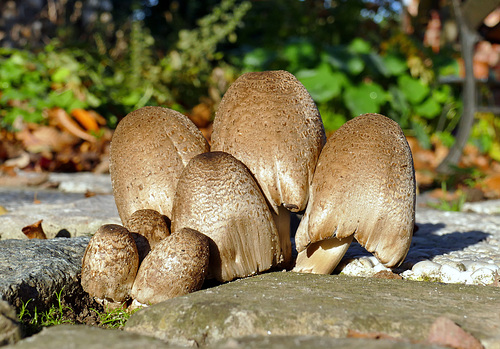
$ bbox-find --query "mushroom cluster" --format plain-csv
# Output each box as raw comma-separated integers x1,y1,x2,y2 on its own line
81,70,415,308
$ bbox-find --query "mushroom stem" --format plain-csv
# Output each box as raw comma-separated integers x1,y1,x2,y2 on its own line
271,205,292,268
293,235,354,274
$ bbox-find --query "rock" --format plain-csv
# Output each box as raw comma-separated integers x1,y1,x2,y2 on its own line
5,325,447,349
0,300,21,346
125,272,500,348
0,237,89,310
0,194,120,240
2,324,179,349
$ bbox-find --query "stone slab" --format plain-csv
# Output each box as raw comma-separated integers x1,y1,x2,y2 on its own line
125,272,500,348
5,325,448,349
0,194,120,240
0,237,89,310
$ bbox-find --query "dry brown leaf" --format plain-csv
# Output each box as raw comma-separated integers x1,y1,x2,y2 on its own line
0,172,49,187
50,108,96,142
427,317,484,349
22,220,47,239
71,108,99,131
482,173,500,199
189,103,212,128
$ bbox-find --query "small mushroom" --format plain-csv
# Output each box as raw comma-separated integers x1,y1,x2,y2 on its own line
211,70,326,266
126,209,170,262
171,151,283,282
130,227,210,305
110,106,209,224
81,224,139,306
293,113,415,274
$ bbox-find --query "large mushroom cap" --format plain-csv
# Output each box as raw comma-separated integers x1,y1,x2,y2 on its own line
294,113,415,274
171,151,283,282
211,70,326,214
81,224,139,303
130,227,210,305
110,106,209,224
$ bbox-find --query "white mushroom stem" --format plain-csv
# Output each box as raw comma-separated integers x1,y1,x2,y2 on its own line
293,235,354,274
271,205,292,268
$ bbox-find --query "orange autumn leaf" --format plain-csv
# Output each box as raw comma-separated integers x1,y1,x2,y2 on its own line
71,108,99,131
51,108,96,142
22,220,47,239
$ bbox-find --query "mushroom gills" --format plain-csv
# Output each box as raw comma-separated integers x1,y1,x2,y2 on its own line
292,113,415,274
293,235,354,274
271,205,292,268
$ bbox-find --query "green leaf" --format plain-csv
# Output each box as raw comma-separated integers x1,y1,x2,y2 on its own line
323,48,364,75
348,38,371,54
296,63,346,103
382,54,407,76
318,106,347,132
242,48,276,70
51,67,71,83
414,96,441,119
282,39,316,71
411,119,431,149
343,82,387,116
398,75,429,105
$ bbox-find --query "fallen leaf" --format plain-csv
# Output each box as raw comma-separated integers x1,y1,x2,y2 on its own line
71,108,99,131
0,172,49,187
189,102,212,128
0,206,7,215
22,220,47,239
50,108,96,142
427,316,483,349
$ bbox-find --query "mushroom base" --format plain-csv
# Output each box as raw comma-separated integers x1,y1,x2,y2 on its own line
292,235,354,274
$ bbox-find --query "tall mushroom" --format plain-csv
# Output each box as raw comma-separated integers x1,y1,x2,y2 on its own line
293,113,415,274
110,106,209,224
81,224,139,307
131,227,210,305
211,70,326,266
171,151,283,282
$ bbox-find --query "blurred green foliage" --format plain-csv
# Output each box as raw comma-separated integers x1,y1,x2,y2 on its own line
0,0,498,161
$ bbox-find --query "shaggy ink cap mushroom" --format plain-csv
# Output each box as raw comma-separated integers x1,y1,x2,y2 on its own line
211,70,326,266
293,113,416,274
110,106,209,224
171,151,283,282
130,227,210,305
81,224,139,305
126,209,170,263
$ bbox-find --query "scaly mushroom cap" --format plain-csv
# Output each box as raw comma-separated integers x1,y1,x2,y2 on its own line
171,151,283,282
126,209,170,262
211,70,326,214
110,106,209,224
81,224,139,303
130,227,210,305
294,113,415,273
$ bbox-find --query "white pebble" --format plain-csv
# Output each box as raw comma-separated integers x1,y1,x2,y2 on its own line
412,260,442,275
439,264,465,284
470,268,496,285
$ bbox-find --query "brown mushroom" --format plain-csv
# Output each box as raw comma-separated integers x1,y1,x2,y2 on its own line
126,209,170,263
293,113,415,274
110,106,209,224
171,151,283,282
130,227,210,305
211,70,326,266
81,224,139,306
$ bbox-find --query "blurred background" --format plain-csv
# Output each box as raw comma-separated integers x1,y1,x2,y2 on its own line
0,0,500,209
